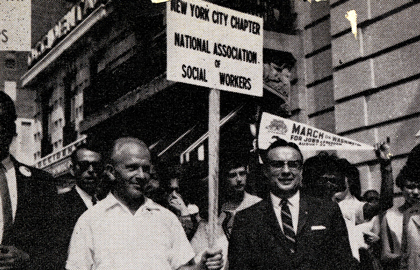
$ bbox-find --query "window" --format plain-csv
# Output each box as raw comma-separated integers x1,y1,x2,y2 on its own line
4,53,16,70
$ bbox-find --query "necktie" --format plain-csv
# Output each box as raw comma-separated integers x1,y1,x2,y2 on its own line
280,199,296,253
222,211,233,240
0,166,12,244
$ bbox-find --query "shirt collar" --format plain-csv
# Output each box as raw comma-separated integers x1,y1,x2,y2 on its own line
1,155,13,171
103,193,161,213
271,190,300,208
236,192,256,212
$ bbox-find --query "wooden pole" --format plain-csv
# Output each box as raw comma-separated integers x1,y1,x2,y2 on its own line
208,88,220,248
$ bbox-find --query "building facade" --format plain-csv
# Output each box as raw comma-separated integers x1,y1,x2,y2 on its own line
301,0,420,194
20,0,420,195
22,0,299,177
1,0,73,166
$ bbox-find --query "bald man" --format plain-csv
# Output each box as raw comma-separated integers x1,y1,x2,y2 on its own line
66,137,223,270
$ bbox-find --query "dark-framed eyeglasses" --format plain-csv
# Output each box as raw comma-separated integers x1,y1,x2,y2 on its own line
267,160,302,170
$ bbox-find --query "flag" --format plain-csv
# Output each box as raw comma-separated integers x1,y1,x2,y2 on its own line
258,112,374,151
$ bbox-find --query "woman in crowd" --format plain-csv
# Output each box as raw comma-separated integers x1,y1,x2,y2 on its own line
156,160,200,240
381,144,420,270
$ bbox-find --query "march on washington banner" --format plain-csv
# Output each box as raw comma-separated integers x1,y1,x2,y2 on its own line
258,112,374,151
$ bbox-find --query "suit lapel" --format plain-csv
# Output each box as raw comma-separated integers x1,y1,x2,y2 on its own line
13,159,28,219
297,195,310,235
70,188,88,212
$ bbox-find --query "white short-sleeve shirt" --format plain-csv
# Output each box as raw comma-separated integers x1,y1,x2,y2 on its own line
66,193,195,270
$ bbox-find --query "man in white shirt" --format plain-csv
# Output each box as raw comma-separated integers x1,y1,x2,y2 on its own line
66,137,223,270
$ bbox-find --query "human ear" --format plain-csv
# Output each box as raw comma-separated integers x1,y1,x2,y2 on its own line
104,164,116,182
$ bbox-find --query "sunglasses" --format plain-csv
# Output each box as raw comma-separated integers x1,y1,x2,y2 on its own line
227,171,247,178
405,184,420,190
77,161,102,172
267,160,302,169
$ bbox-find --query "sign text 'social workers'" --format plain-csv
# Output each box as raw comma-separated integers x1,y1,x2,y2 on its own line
167,0,263,96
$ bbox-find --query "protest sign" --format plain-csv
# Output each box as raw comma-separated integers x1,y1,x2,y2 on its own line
258,112,374,150
167,0,263,96
0,0,31,51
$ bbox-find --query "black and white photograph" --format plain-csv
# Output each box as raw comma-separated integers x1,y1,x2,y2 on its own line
0,0,419,269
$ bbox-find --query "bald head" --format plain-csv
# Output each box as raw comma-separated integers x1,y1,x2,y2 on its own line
107,137,153,209
110,137,150,165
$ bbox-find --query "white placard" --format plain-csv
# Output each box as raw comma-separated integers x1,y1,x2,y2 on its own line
0,0,31,51
167,0,263,96
258,112,374,150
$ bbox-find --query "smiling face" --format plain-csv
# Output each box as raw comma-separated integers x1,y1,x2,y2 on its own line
264,146,303,198
111,140,152,206
403,180,420,206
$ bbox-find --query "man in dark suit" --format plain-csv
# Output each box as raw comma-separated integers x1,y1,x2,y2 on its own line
0,92,57,269
228,139,358,270
55,143,103,268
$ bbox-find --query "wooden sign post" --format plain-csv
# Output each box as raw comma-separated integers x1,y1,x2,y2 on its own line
208,88,220,248
166,0,263,247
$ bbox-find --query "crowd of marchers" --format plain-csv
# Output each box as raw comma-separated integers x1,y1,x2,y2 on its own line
0,90,420,270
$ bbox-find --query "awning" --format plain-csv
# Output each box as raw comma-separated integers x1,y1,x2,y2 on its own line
180,104,245,161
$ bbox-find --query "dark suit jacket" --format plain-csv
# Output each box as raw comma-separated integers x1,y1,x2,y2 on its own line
228,192,359,270
2,156,58,270
54,187,88,269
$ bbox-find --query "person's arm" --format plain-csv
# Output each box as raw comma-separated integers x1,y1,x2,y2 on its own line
363,216,381,247
178,215,197,240
378,142,394,211
363,142,394,220
170,192,199,240
177,250,223,270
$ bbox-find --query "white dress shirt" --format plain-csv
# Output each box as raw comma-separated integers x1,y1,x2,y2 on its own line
66,193,195,270
271,191,300,234
0,156,17,243
338,195,366,261
75,185,95,209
